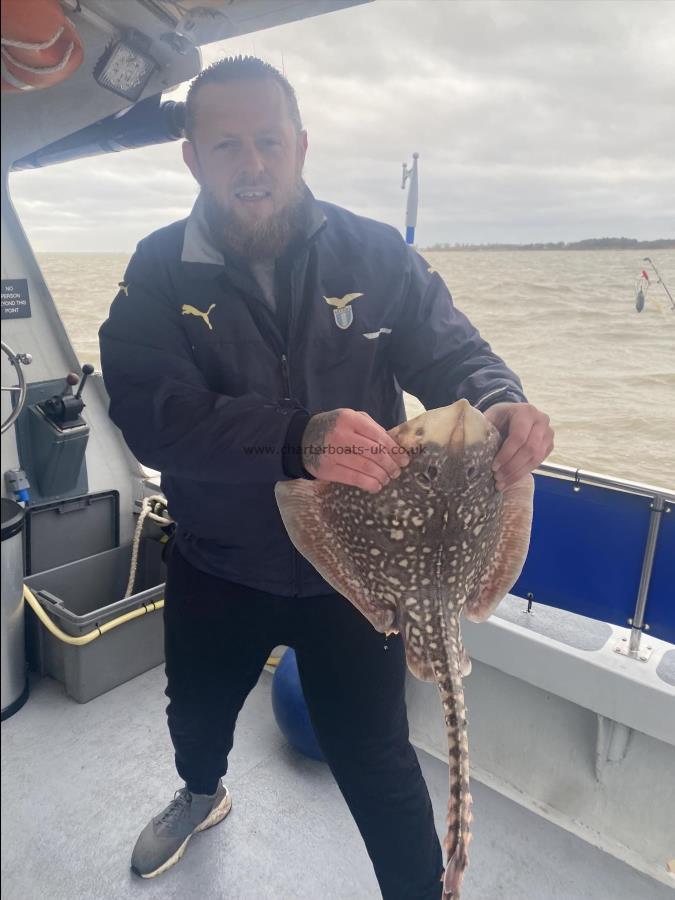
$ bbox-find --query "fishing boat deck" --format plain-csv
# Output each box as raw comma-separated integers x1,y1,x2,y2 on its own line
1,665,670,900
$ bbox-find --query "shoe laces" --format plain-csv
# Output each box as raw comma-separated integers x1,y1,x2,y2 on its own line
156,788,191,830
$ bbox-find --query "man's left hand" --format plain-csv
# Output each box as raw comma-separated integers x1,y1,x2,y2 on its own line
483,402,554,491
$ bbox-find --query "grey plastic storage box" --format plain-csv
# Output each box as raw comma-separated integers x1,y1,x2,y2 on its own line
24,540,166,703
25,490,119,575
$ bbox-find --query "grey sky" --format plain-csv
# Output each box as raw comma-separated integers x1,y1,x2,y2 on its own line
9,0,675,252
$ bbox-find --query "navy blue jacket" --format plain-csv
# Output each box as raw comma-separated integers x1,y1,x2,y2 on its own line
99,188,527,596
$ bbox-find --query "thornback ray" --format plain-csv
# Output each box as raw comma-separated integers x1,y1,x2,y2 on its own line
274,398,534,899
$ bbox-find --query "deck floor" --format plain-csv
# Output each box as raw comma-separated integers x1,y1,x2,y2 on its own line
2,665,670,900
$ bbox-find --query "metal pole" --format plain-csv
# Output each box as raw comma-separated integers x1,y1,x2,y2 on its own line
628,494,666,654
401,152,419,245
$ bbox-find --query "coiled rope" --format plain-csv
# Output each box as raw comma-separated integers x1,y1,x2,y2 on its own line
125,494,173,598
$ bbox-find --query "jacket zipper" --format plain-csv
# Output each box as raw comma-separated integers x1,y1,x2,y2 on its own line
280,257,310,597
280,343,301,594
281,352,291,400
280,351,301,596
280,257,299,399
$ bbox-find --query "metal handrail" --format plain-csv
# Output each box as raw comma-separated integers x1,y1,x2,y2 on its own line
536,460,675,503
535,461,673,660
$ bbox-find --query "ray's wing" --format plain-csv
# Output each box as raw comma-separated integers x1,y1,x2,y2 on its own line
277,475,441,682
463,474,534,622
275,479,398,634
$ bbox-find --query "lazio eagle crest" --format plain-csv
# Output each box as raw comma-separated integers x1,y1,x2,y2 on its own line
323,293,363,329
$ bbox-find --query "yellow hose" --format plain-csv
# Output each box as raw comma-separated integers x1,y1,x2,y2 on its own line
23,585,164,646
24,585,282,668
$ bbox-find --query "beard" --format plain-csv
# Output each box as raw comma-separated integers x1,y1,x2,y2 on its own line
202,176,307,262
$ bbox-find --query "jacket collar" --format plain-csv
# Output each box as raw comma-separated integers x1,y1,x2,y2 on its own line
181,190,226,267
181,183,327,277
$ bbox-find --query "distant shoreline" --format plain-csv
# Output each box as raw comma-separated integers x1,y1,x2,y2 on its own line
421,238,675,252
35,238,675,255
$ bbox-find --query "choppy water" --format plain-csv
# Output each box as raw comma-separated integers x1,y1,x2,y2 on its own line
36,249,674,490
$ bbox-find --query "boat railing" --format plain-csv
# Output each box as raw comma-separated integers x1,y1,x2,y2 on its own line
514,462,674,658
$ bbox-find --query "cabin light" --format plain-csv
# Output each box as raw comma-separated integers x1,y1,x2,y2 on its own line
93,35,157,102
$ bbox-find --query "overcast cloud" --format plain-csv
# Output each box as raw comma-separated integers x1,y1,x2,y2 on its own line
9,0,675,252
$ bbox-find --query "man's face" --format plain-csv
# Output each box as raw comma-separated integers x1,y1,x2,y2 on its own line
183,78,308,258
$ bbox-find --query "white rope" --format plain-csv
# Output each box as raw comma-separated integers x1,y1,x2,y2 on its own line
124,495,174,599
2,25,65,51
1,40,74,75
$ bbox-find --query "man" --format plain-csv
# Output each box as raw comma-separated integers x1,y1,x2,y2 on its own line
99,56,553,898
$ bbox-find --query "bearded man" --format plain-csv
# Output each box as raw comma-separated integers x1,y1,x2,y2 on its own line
99,55,552,898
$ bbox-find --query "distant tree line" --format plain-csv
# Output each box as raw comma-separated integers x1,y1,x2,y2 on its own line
422,237,675,252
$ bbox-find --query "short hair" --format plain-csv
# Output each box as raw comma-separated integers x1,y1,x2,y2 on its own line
184,55,303,141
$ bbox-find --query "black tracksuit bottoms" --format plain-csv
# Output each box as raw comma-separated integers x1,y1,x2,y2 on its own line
163,539,443,900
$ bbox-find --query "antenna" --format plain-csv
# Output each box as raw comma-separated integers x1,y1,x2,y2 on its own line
401,152,419,245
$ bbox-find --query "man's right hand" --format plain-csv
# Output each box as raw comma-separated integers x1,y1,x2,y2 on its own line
301,408,409,493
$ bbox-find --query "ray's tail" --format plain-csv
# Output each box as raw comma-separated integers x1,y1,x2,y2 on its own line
432,613,473,900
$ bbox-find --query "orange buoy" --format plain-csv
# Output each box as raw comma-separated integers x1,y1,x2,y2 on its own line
1,0,84,93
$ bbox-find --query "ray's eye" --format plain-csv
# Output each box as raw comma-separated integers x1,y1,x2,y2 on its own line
427,465,438,479
466,465,479,481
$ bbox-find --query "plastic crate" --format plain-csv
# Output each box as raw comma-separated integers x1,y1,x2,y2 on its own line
24,540,165,703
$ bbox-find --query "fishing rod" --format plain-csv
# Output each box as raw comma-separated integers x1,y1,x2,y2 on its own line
635,256,674,312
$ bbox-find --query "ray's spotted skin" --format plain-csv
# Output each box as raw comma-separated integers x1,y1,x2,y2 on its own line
275,399,534,898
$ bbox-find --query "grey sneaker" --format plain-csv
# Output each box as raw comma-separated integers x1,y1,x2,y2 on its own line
131,781,232,878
